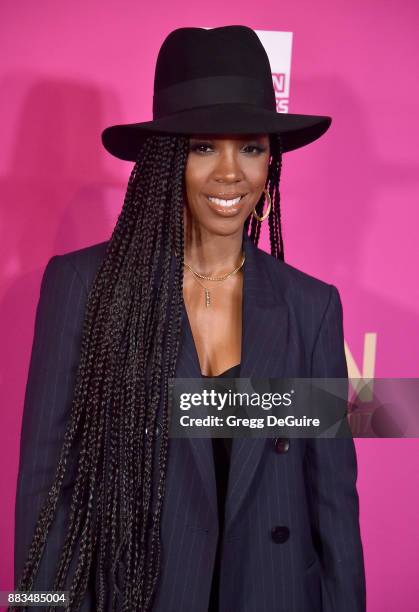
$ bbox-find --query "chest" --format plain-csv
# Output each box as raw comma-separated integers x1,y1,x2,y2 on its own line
183,272,243,376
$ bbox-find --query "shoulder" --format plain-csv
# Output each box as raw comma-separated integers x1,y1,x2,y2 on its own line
253,245,344,345
46,239,340,311
46,240,109,293
254,244,334,300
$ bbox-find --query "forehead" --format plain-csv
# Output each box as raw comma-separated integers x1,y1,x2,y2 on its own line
189,133,269,141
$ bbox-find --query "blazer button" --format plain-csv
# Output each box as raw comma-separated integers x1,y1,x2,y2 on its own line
271,525,290,544
274,438,290,454
145,420,162,439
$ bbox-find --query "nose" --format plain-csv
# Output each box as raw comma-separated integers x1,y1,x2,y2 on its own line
213,147,244,183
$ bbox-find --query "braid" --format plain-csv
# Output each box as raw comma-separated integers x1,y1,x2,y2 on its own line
245,132,284,260
11,131,284,611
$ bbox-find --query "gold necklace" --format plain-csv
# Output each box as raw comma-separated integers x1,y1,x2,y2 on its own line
182,251,245,308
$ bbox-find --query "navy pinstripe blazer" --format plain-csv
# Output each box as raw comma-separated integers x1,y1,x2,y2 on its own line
15,232,366,611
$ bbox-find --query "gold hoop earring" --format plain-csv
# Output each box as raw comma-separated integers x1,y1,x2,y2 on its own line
252,189,271,222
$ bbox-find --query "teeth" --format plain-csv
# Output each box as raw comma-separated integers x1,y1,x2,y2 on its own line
208,196,242,207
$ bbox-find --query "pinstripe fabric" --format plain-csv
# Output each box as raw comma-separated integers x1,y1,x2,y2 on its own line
14,233,365,611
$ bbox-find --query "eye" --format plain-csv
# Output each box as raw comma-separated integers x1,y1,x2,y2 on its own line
189,141,213,154
243,144,267,154
188,141,268,155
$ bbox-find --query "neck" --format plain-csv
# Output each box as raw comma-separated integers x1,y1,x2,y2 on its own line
183,228,245,275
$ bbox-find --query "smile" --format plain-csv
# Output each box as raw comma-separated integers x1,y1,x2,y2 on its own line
207,195,245,208
208,195,242,207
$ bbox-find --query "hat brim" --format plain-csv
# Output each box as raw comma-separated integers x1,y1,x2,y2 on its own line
101,103,331,161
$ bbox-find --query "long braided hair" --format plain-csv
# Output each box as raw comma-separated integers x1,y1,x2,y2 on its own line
12,132,284,611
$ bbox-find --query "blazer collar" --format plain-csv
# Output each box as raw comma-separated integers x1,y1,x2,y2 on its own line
173,232,290,534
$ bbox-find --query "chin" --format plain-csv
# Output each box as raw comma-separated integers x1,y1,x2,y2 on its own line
203,220,245,237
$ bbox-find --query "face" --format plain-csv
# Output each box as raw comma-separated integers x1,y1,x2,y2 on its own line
184,134,270,238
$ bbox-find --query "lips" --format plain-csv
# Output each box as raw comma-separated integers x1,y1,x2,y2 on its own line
208,195,242,207
206,193,247,214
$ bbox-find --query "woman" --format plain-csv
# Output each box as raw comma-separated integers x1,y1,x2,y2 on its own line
13,25,366,612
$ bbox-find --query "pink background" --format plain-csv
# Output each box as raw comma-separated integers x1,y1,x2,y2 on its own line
1,1,418,610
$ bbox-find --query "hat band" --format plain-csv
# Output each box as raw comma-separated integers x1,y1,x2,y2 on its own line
153,75,276,118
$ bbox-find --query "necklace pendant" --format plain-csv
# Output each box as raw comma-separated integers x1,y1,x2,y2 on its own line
205,289,211,308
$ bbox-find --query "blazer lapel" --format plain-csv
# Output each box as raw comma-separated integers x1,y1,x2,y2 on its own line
173,233,290,533
225,234,290,534
173,301,218,520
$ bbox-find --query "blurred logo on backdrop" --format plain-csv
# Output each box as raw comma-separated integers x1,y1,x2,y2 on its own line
203,27,293,113
255,30,293,113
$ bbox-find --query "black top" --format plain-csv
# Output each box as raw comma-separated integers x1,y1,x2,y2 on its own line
202,362,241,612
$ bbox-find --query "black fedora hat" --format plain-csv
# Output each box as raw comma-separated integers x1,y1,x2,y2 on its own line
101,25,332,161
